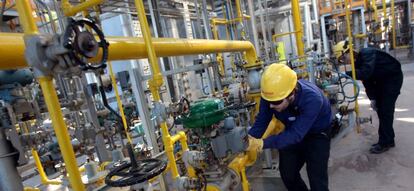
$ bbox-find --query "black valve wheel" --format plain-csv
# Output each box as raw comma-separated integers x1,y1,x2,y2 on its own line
105,158,167,187
63,18,109,70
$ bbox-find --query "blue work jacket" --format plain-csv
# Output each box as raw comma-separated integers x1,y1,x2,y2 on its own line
248,79,332,149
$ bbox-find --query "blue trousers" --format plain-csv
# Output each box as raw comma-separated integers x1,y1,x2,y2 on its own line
279,132,330,191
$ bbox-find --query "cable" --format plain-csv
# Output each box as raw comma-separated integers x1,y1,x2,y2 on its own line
338,72,360,102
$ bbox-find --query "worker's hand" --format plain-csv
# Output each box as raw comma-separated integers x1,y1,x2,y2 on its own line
370,100,377,111
246,135,263,153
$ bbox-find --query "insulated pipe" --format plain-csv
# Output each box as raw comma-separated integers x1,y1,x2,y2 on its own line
16,1,85,190
344,0,361,133
0,34,258,70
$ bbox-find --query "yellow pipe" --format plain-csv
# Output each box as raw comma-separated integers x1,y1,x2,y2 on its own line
16,0,38,35
108,62,133,144
291,0,305,57
210,21,225,76
37,77,85,191
344,0,361,133
355,33,368,38
134,0,163,99
235,0,243,19
211,18,228,25
272,31,299,42
24,187,40,191
372,0,379,22
0,33,258,70
32,149,63,185
228,153,254,191
16,1,85,190
382,0,387,19
38,78,85,188
23,122,62,185
134,0,184,180
99,161,111,171
176,132,196,177
62,0,104,16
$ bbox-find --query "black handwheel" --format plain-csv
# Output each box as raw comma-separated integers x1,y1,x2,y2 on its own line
105,158,167,187
63,18,109,71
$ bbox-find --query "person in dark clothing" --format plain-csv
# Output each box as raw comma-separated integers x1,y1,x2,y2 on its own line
333,41,404,154
246,64,332,191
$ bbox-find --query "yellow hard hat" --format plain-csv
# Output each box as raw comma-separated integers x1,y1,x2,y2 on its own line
260,64,297,102
333,40,349,59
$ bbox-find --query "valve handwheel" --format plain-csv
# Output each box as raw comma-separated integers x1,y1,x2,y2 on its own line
63,18,109,70
105,159,167,187
105,144,167,187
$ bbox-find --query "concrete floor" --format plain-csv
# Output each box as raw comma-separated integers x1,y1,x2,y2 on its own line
329,62,414,191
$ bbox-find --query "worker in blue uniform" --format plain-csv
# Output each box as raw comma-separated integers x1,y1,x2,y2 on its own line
333,41,403,154
246,64,332,191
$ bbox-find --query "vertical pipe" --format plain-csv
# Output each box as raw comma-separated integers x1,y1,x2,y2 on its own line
353,11,361,49
16,0,38,35
32,149,62,185
392,0,396,49
292,0,305,56
235,0,243,18
361,8,368,48
258,0,269,61
321,15,329,57
304,3,311,49
0,129,24,190
201,0,213,39
264,0,275,60
150,0,176,102
344,0,361,133
133,0,181,179
38,77,86,190
16,1,85,190
247,0,260,55
133,0,163,100
108,62,133,144
312,0,319,24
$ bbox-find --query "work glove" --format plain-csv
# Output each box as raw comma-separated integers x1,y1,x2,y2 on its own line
262,117,285,139
246,135,263,153
370,100,377,111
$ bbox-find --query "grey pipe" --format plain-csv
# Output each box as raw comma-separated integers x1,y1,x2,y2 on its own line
0,130,23,191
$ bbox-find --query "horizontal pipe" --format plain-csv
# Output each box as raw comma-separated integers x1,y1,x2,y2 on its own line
62,0,104,16
272,31,299,42
0,33,257,70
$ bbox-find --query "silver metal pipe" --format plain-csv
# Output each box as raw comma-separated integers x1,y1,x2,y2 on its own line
265,0,275,60
0,129,24,191
258,0,269,61
320,15,329,57
247,0,260,55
